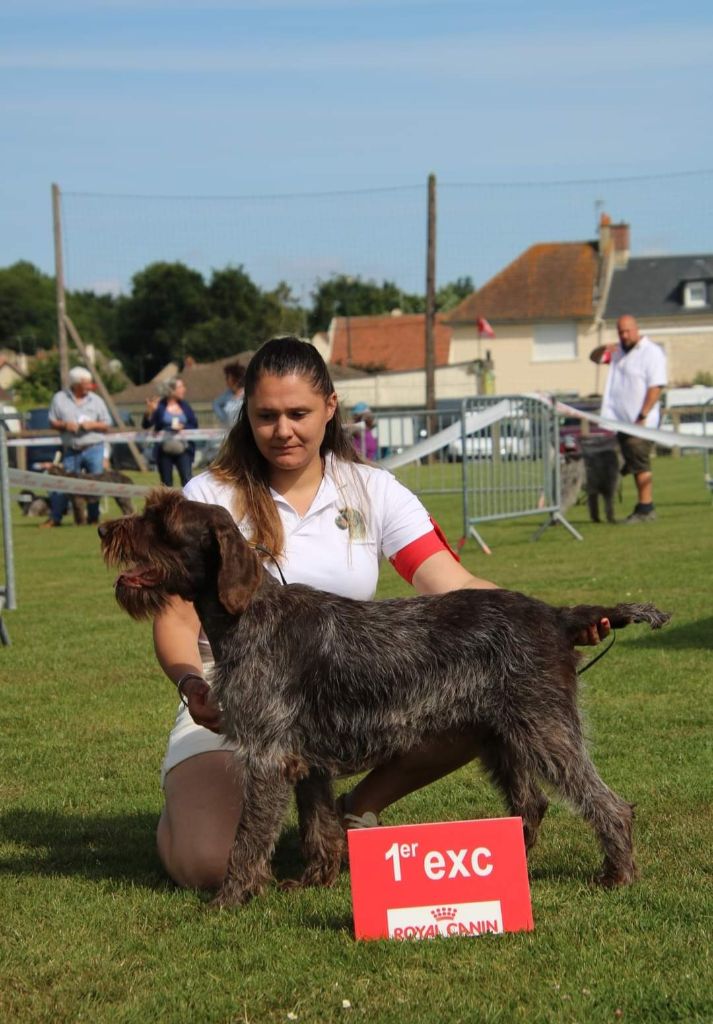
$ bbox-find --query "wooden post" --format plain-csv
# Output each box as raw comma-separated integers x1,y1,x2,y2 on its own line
52,184,70,388
64,315,148,472
425,173,437,429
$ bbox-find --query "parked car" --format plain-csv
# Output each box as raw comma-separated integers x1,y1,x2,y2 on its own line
24,408,62,469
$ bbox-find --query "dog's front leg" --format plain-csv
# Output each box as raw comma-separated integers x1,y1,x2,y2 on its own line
212,764,291,909
293,770,345,889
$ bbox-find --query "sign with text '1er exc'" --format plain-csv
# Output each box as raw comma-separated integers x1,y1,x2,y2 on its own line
348,817,533,941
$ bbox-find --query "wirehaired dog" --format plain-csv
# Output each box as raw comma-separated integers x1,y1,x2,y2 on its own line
46,465,135,523
99,490,670,908
580,436,622,524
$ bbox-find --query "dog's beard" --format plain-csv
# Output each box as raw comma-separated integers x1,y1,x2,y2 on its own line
114,579,171,620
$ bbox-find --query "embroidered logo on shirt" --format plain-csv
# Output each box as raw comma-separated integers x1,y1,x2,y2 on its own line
335,507,367,540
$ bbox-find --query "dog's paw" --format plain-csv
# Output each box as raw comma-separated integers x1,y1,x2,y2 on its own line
595,862,639,888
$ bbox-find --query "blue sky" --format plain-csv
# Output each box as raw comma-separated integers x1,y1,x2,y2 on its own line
3,0,713,296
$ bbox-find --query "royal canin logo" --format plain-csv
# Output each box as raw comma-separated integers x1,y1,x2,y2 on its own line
387,900,504,940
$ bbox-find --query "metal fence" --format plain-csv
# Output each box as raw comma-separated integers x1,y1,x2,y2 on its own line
458,395,580,552
0,418,17,645
373,395,580,553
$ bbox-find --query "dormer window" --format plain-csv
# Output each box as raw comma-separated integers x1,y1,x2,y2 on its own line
684,281,707,308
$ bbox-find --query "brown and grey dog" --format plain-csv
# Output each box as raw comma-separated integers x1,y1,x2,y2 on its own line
99,489,670,908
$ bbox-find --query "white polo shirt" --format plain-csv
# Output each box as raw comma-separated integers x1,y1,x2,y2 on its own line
600,336,668,428
183,455,434,601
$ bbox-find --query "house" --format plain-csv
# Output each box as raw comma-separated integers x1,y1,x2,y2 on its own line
445,215,713,397
327,312,452,373
443,226,615,397
602,249,713,387
317,311,469,409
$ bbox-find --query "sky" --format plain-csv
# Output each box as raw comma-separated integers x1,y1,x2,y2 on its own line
3,0,713,297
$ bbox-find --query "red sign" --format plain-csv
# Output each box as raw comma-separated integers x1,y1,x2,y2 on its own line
348,817,533,941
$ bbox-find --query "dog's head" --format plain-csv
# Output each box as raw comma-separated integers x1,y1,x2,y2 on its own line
99,488,263,619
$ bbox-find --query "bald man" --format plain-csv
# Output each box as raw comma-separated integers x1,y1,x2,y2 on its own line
591,316,668,523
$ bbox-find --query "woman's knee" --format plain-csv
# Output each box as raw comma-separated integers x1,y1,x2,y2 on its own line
157,811,231,890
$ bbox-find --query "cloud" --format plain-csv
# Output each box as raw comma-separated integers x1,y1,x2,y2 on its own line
1,26,711,80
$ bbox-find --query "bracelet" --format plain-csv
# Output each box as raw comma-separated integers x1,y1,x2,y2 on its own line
176,672,206,708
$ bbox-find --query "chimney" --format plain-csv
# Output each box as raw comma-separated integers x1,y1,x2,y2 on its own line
611,222,630,268
598,212,611,253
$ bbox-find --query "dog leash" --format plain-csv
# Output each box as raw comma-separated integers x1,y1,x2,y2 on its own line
254,545,288,586
577,630,616,675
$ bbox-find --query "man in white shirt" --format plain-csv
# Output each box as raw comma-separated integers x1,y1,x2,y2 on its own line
42,366,112,527
591,315,668,523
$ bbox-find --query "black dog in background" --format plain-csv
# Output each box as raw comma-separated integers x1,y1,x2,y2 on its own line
581,436,622,524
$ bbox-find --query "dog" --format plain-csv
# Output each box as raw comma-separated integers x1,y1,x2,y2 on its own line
45,465,135,523
99,489,670,908
17,489,51,517
580,436,622,524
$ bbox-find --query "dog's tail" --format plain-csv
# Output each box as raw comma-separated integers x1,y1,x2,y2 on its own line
557,602,671,644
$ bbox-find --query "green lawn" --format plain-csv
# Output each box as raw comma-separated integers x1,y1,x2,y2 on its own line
1,454,711,1023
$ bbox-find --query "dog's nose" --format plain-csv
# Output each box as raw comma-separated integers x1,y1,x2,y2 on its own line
97,523,107,539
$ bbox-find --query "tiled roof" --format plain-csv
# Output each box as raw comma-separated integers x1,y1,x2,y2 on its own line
112,346,367,407
331,313,452,371
445,242,599,325
605,255,713,319
112,352,254,405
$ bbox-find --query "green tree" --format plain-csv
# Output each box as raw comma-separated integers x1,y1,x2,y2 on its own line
116,262,208,381
306,274,474,334
436,276,474,312
307,275,423,335
0,261,57,352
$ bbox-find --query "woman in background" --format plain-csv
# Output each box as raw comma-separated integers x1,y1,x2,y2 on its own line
142,377,198,487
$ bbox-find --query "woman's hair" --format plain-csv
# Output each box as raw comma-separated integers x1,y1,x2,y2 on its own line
160,377,183,399
211,336,360,555
223,361,246,387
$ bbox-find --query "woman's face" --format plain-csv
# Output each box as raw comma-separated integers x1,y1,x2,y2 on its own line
247,372,337,475
171,379,186,400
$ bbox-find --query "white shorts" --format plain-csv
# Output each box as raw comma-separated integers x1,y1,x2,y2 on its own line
159,658,239,787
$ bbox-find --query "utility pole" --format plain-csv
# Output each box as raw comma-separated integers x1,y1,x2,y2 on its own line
425,173,437,420
52,183,70,388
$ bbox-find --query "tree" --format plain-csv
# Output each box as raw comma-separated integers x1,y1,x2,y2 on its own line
308,275,423,335
306,273,475,334
0,261,57,352
116,262,208,381
435,276,474,312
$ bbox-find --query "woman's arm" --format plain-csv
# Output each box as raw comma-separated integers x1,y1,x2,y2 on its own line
153,594,222,731
412,550,498,595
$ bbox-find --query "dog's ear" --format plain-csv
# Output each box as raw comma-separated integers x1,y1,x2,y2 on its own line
213,515,262,614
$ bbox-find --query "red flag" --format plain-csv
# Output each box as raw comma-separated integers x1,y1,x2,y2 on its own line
477,317,495,338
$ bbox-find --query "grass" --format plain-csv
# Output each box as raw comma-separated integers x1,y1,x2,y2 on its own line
1,453,711,1023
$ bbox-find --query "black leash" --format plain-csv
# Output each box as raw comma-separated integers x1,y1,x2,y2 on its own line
254,544,288,586
577,630,616,675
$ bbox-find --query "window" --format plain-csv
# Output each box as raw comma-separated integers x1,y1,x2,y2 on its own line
684,281,707,308
533,322,577,362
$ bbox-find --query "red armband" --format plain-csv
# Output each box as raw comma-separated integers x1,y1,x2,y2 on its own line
389,517,460,584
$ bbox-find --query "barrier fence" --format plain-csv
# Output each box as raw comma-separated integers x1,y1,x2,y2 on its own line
2,401,712,642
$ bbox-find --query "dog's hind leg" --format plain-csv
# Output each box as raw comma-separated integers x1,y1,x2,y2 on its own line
477,731,549,851
293,770,345,889
535,736,636,887
212,765,292,909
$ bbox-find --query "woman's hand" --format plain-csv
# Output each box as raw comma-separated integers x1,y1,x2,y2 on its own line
575,618,611,646
180,676,223,733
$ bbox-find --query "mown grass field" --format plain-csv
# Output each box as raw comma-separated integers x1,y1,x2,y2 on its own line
1,453,711,1023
